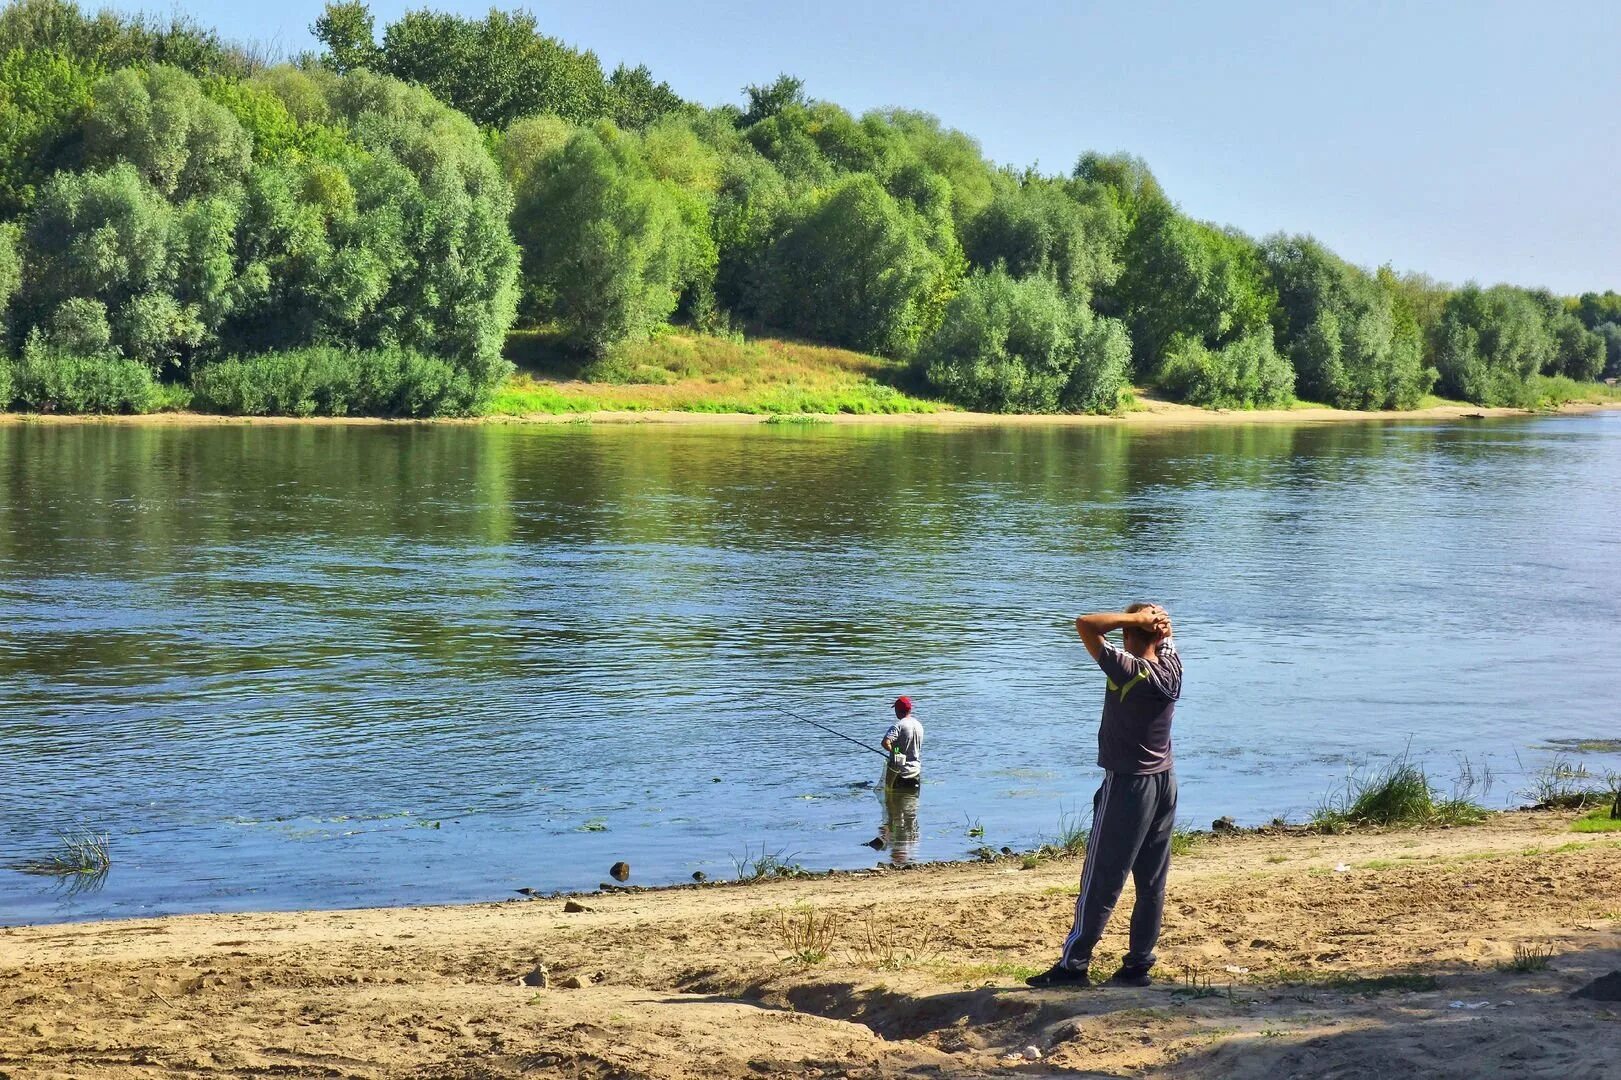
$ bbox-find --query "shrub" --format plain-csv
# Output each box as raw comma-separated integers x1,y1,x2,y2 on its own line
924,267,1129,413
8,339,161,412
189,347,482,417
1157,330,1294,408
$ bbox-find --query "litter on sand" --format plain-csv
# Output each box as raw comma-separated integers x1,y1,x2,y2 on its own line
1448,1000,1492,1010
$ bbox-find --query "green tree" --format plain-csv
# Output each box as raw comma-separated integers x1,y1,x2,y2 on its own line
310,1,378,74
1262,236,1433,409
760,174,951,357
0,47,93,218
924,267,1129,413
1434,285,1555,405
1595,322,1621,379
1110,200,1272,376
963,176,1122,300
1548,310,1605,381
0,222,20,341
1156,330,1294,408
740,74,805,126
361,5,612,127
608,63,690,129
512,124,699,354
83,65,251,199
0,0,256,79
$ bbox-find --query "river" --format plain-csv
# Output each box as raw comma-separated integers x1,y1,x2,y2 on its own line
3,414,1619,924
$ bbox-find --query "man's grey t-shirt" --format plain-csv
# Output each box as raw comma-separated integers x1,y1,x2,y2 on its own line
884,715,923,780
1095,639,1181,775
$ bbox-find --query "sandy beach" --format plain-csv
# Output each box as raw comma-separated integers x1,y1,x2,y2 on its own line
3,809,1617,1079
3,398,1617,430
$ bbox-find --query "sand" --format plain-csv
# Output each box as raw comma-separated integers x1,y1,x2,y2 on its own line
3,398,1617,430
3,809,1618,1079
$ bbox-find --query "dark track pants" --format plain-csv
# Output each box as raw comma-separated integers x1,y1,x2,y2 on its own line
1059,769,1177,972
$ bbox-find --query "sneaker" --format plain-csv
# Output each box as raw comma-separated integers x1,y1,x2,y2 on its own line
1025,963,1092,989
1106,966,1152,988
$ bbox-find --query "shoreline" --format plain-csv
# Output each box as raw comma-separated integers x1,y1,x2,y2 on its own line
4,808,1617,1078
3,398,1618,430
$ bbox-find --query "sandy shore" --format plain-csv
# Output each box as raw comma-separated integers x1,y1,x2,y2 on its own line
4,398,1617,430
3,809,1617,1079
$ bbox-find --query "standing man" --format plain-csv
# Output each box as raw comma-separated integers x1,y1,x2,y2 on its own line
881,696,923,792
1028,604,1181,989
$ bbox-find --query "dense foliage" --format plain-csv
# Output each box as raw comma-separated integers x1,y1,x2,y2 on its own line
0,0,1616,416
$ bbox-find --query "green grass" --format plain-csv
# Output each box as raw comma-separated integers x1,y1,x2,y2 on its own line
931,960,1045,983
1496,942,1554,973
11,826,110,877
497,329,941,416
1311,757,1487,831
1052,805,1090,856
1526,374,1621,407
732,844,809,882
1170,827,1203,856
1263,969,1438,994
1572,805,1621,833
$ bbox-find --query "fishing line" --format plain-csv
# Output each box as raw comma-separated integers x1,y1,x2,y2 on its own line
779,706,889,759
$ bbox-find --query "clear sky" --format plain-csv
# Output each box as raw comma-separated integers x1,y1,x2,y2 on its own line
109,0,1621,294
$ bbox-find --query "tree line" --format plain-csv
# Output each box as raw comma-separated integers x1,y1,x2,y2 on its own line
1,0,1616,416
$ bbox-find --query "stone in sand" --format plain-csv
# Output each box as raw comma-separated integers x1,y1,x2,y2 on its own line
610,861,630,882
561,975,587,989
1213,816,1238,832
562,900,592,913
692,870,707,882
519,964,549,988
1572,971,1621,1001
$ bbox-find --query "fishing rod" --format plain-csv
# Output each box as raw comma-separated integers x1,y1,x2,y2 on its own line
780,707,889,759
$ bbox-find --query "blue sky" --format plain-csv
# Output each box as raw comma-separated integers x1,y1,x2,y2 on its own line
113,0,1621,293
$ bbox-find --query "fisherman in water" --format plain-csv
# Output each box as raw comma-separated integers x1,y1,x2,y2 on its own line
1028,604,1181,989
881,696,923,791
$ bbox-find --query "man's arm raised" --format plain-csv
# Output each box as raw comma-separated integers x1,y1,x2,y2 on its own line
1074,608,1170,661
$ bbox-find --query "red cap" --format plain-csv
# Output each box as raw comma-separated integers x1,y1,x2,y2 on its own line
893,696,912,715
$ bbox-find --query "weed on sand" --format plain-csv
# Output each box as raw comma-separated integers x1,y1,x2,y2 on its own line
1496,942,1554,973
1571,805,1621,833
1311,756,1486,831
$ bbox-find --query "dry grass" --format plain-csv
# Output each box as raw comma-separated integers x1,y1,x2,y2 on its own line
772,904,839,964
494,331,940,416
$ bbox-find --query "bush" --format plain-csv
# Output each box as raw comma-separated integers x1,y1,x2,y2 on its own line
924,268,1129,413
189,347,482,417
1434,285,1555,406
1157,330,1294,408
8,340,161,412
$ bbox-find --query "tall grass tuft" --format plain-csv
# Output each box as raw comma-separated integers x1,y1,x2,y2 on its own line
1053,804,1091,856
1312,756,1487,831
772,904,838,964
12,826,111,877
731,844,808,882
1519,757,1612,809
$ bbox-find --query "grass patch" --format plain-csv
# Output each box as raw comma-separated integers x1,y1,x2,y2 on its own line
1264,969,1438,995
732,844,809,882
11,826,110,877
499,330,942,415
1520,757,1618,810
1526,374,1621,407
1052,804,1090,857
847,912,935,971
1496,942,1554,973
1572,805,1621,833
1170,827,1202,856
772,904,838,965
931,960,1046,983
1311,756,1487,831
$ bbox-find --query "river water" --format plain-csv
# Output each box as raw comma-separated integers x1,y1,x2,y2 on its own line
3,414,1619,924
